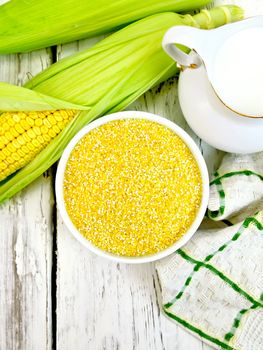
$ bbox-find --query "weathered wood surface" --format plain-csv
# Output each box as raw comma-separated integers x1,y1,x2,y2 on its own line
1,0,262,349
0,50,54,350
55,34,216,350
55,1,263,349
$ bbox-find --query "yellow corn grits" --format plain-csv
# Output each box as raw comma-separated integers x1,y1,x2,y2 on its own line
64,119,202,257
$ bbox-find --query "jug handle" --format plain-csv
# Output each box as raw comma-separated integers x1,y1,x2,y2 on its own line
162,26,207,68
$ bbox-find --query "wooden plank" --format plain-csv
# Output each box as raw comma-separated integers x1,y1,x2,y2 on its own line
56,0,262,349
0,49,53,350
55,39,214,349
57,217,209,350
0,0,261,349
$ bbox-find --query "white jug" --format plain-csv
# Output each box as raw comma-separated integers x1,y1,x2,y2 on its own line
162,17,263,153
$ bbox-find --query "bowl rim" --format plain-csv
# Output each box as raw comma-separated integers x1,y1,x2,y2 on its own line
55,110,209,264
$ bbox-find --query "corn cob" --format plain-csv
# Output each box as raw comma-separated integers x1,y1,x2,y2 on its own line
0,6,244,203
0,0,212,54
0,110,76,181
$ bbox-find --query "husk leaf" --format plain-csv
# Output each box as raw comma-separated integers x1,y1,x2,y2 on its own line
0,82,91,111
0,6,244,203
0,0,212,53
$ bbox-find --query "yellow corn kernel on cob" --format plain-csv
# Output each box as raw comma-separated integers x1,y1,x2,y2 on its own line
0,110,76,181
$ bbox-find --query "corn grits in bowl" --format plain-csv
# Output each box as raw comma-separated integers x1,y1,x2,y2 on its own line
56,111,209,263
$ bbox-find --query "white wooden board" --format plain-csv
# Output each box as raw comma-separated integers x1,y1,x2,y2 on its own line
55,39,218,350
0,0,262,349
0,50,53,349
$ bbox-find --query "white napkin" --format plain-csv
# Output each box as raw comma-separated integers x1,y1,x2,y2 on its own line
156,153,263,350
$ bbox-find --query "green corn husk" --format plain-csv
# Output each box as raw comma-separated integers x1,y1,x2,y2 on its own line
0,0,213,54
0,6,244,203
0,82,90,111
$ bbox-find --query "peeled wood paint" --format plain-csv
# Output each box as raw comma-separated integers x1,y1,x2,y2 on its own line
0,46,53,350
2,0,255,349
56,25,220,350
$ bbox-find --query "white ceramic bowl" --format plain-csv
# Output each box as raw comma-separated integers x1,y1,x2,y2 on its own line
56,111,209,264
